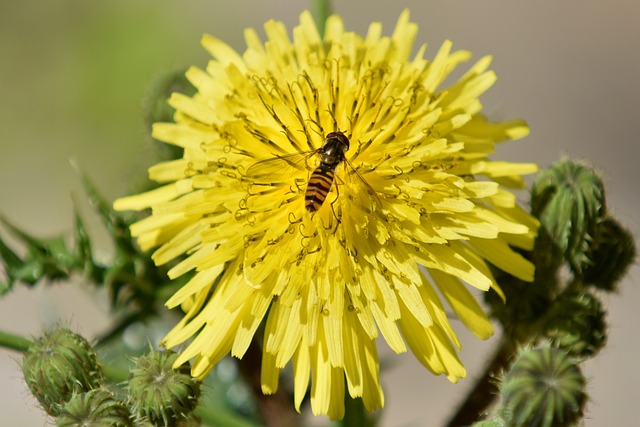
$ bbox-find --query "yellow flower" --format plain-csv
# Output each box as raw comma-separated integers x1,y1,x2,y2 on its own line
115,10,538,419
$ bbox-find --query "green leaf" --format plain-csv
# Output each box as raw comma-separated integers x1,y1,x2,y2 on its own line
312,0,332,38
74,165,135,254
0,236,22,293
0,216,76,286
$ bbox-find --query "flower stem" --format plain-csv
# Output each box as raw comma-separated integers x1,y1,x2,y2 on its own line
0,330,32,353
334,394,376,427
312,0,332,37
238,341,300,427
195,405,262,427
445,336,514,427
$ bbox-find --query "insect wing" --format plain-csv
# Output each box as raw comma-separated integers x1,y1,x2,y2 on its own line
343,159,383,212
244,150,318,184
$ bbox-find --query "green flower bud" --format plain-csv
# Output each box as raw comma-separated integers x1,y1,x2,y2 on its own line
471,417,506,427
56,388,132,427
501,346,586,427
128,350,200,426
531,160,606,273
583,216,636,292
22,328,104,416
544,292,607,358
136,416,202,427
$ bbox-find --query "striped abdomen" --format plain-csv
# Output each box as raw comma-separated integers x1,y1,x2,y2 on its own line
305,165,335,212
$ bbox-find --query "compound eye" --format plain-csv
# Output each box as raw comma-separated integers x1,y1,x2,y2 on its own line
325,131,350,152
337,133,350,150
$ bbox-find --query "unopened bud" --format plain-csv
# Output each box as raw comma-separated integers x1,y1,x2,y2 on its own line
583,216,636,292
545,292,607,358
56,388,132,427
128,350,200,426
470,416,506,427
22,328,103,415
531,160,605,273
501,345,586,427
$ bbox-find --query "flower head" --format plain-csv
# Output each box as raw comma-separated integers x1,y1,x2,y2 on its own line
115,10,538,419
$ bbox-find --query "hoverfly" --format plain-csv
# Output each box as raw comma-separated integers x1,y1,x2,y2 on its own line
245,131,379,213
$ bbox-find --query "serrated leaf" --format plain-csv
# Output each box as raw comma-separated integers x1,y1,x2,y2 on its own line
0,235,22,270
0,217,75,286
0,215,47,253
73,205,93,262
76,169,137,257
0,280,12,296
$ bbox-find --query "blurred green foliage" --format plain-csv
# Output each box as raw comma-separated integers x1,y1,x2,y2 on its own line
0,1,208,230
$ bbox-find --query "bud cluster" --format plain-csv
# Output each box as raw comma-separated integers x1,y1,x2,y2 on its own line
476,159,636,427
21,328,200,426
529,160,634,357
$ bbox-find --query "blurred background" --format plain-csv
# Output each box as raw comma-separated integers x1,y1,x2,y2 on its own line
1,1,638,425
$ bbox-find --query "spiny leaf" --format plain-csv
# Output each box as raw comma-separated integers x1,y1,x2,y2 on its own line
0,216,75,285
75,168,135,254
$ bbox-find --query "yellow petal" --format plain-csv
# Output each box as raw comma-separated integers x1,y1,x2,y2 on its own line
430,269,494,339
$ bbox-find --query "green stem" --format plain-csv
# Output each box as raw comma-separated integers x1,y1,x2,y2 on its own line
0,330,32,352
312,0,332,37
334,393,376,427
196,405,262,427
238,341,300,427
